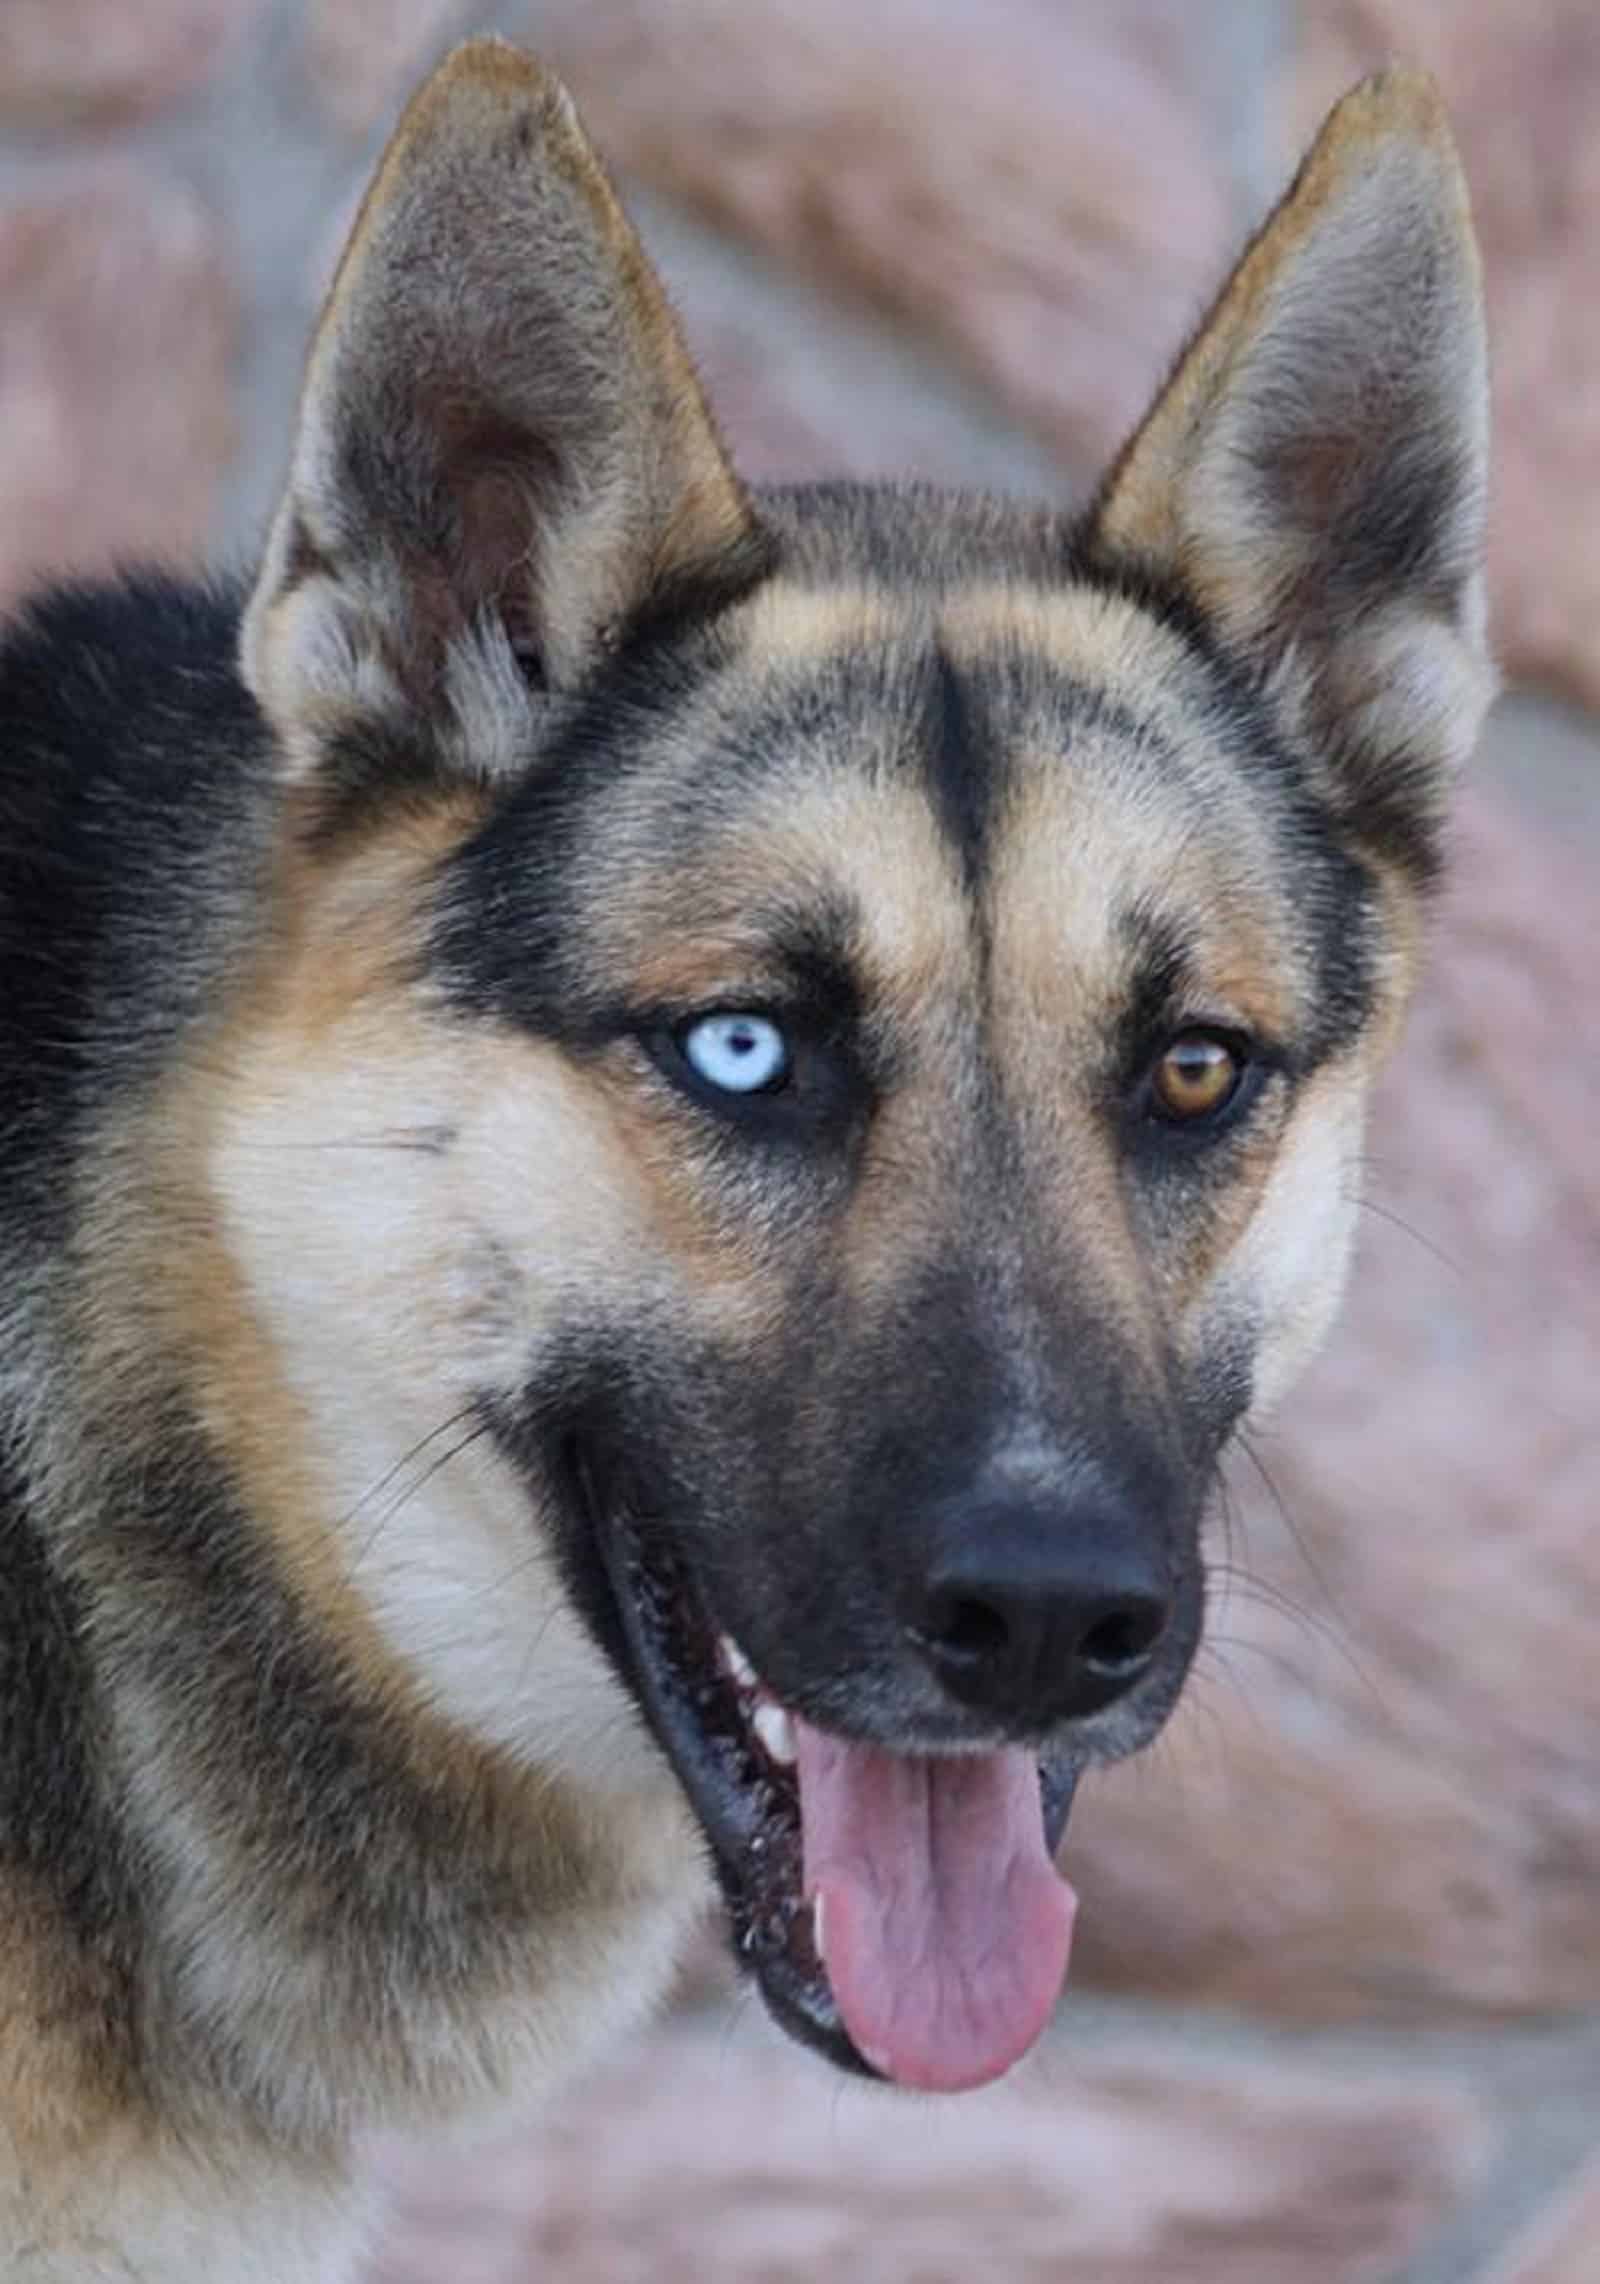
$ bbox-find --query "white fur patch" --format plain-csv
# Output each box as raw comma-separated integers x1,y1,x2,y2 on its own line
1205,1066,1369,1420
209,1024,681,1805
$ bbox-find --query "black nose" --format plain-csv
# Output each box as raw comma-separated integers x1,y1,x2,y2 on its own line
906,1469,1172,1729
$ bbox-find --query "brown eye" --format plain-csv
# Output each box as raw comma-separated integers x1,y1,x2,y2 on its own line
1150,1031,1244,1124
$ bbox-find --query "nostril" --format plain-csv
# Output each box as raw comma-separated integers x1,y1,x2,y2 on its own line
921,1590,1010,1665
1077,1600,1167,1676
911,1529,1175,1722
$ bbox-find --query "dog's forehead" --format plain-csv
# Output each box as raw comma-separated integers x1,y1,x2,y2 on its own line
579,574,1305,1029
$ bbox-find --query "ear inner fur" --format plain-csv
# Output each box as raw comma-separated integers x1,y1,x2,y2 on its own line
1090,69,1494,878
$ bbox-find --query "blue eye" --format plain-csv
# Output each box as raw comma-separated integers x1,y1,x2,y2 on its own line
679,1011,790,1095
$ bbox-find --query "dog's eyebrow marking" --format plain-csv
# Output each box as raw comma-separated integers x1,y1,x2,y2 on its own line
746,895,864,1027
1113,904,1200,1071
1112,899,1305,1078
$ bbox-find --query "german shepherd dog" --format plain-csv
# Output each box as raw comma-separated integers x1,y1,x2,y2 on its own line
0,41,1490,2278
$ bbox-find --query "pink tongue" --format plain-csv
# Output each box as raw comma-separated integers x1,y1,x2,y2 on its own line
795,1717,1076,2092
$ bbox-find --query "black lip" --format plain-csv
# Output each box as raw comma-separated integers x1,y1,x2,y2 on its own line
573,1447,1081,2081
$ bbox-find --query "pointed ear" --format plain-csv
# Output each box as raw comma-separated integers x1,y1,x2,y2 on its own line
1090,71,1493,875
242,40,769,791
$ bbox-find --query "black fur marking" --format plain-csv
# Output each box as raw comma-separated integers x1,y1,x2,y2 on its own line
615,519,781,660
922,645,995,893
301,724,464,850
1111,907,1199,1085
0,576,272,1256
628,897,866,1043
428,626,731,1036
0,1443,142,2009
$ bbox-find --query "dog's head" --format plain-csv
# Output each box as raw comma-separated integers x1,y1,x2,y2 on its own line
221,45,1489,2088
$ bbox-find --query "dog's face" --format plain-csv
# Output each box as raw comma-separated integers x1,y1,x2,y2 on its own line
214,47,1489,2090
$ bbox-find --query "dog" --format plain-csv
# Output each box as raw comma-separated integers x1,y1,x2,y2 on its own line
0,38,1490,2279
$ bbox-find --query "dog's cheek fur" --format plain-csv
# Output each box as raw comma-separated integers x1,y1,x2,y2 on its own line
1182,1058,1372,1424
198,1007,656,1798
1174,840,1427,1427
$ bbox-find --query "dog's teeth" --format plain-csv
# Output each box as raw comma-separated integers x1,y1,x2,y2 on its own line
751,1699,796,1766
718,1633,757,1690
811,1891,826,1963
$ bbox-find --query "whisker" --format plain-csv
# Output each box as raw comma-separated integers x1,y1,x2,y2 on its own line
1202,1630,1322,1698
1213,1434,1390,1719
1210,1470,1243,1588
342,1404,480,1530
1207,1558,1349,1646
350,1414,492,1571
227,1128,455,1158
1231,1432,1336,1616
1208,1558,1387,1722
1352,1191,1463,1276
1185,1646,1273,1750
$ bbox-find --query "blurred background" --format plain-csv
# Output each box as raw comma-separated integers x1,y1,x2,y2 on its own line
3,3,1596,2278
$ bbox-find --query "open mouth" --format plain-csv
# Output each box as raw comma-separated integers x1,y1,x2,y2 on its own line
578,1456,1081,2091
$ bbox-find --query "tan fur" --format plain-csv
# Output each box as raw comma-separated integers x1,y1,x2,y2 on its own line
736,579,909,665
0,1890,136,2161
